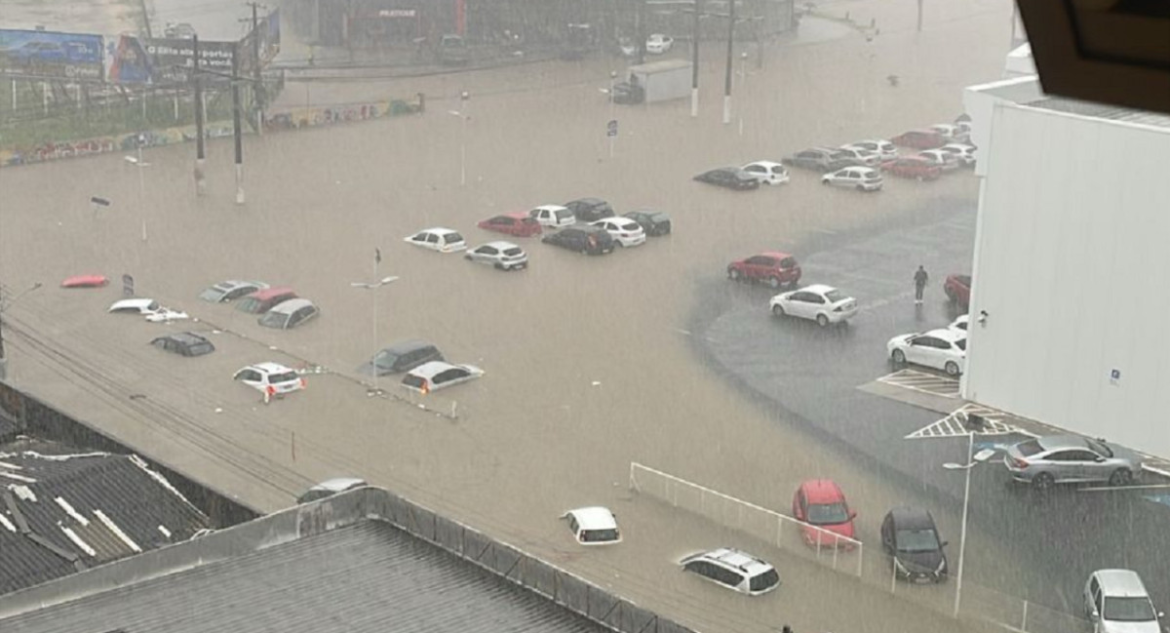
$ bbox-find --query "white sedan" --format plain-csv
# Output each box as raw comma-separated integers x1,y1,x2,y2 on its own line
403,227,467,253
741,161,790,185
646,34,673,54
887,328,967,377
822,167,883,191
465,241,528,270
108,298,189,322
770,284,858,326
591,217,646,247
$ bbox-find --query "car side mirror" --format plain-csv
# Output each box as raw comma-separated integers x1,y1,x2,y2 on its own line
849,510,858,519
940,541,949,548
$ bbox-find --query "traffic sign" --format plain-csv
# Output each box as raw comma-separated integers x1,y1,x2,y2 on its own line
607,119,618,137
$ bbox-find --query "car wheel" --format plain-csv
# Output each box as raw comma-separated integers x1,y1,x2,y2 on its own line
944,361,960,377
816,314,829,327
1109,468,1133,486
767,276,781,289
772,304,785,317
1032,472,1055,490
728,269,742,281
891,349,906,364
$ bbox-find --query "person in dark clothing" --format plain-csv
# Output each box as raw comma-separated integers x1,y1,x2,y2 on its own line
914,265,929,304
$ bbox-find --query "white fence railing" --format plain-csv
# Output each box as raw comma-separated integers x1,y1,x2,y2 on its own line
629,462,864,578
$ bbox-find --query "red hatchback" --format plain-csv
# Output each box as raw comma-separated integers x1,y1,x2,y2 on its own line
880,157,942,181
945,274,971,309
890,130,948,150
792,479,857,549
478,212,543,238
727,252,801,288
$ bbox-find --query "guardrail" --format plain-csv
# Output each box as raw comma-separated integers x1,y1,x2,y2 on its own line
629,462,864,578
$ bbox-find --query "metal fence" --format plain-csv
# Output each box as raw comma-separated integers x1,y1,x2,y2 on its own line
628,462,864,578
959,582,1091,633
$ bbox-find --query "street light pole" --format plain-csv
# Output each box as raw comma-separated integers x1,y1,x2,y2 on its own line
350,264,398,395
448,91,470,186
609,70,617,159
691,0,702,117
723,0,736,124
943,437,995,620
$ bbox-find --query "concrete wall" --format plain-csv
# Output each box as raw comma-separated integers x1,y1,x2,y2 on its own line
963,102,1170,459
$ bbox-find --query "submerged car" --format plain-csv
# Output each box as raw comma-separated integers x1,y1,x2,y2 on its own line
680,548,780,595
109,298,188,322
233,362,305,397
623,210,672,236
199,280,268,303
359,340,444,376
694,167,760,190
150,332,215,357
741,161,790,185
528,204,576,229
465,241,529,270
881,507,948,583
541,225,615,255
822,166,883,191
477,212,543,238
1003,435,1144,489
792,479,857,549
891,129,948,149
591,217,646,248
842,139,898,159
259,298,319,329
561,507,622,545
401,361,484,394
564,198,616,223
235,287,297,314
769,284,858,326
404,228,467,253
880,156,942,181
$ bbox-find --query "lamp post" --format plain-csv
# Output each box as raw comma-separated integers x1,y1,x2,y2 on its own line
608,70,617,158
447,91,470,186
943,436,996,620
350,267,398,394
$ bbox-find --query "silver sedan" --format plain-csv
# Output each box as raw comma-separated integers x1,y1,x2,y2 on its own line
1004,435,1143,489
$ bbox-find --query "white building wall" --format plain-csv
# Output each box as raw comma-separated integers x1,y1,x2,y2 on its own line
964,102,1170,459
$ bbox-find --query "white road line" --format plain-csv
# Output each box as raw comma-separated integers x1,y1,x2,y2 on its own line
1079,483,1170,493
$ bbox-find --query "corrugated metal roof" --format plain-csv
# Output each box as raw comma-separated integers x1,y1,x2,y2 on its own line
0,521,609,633
1026,97,1170,130
0,443,210,595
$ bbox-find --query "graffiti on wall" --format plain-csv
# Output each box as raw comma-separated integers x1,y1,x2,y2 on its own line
262,98,419,132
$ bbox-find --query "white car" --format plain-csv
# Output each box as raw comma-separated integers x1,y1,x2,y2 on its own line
917,149,961,171
109,298,189,322
646,33,673,54
1084,570,1164,633
403,228,467,253
948,314,969,333
770,284,858,326
833,147,881,166
561,506,621,545
680,548,781,596
930,123,970,143
842,140,898,159
198,280,268,303
401,361,483,394
465,241,528,270
887,328,967,377
939,143,976,167
741,161,790,185
233,362,305,397
528,205,576,230
822,167,883,191
591,217,646,247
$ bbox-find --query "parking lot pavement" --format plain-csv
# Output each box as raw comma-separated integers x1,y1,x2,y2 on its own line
875,368,962,399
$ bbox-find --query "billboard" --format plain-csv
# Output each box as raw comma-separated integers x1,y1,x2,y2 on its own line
106,35,153,84
0,29,104,80
142,38,236,84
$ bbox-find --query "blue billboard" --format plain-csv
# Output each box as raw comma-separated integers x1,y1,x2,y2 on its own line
0,29,104,80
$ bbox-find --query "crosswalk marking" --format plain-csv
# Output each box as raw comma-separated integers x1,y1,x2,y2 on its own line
905,403,1031,439
876,369,962,399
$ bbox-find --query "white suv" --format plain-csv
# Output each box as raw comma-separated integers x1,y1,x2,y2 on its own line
1084,570,1164,633
679,548,780,595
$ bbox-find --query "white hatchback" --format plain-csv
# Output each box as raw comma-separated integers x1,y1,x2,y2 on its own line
741,161,791,185
680,548,781,596
887,328,967,376
233,362,305,397
561,507,622,545
403,227,467,253
917,149,961,171
528,204,576,229
770,284,858,326
822,167,883,191
646,33,673,54
401,361,484,394
842,140,898,159
591,217,646,247
465,241,528,270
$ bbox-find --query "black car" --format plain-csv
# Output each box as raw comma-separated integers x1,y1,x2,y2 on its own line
624,211,672,236
436,34,470,65
880,507,948,583
782,148,856,172
564,197,615,222
151,332,215,357
694,167,760,190
541,225,615,254
359,340,444,376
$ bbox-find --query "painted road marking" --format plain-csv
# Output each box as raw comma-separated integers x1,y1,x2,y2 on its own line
906,403,1029,439
877,369,962,399
1142,493,1170,508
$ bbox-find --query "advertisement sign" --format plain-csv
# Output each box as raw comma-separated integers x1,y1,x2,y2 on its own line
0,29,104,80
106,35,153,84
143,38,236,84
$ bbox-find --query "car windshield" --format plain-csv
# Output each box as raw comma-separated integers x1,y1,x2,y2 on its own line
1103,597,1156,622
188,343,214,356
955,339,967,351
806,502,850,525
503,247,523,256
374,351,401,367
896,528,940,552
447,232,464,243
199,288,225,301
259,312,288,327
749,569,780,592
1015,439,1044,457
580,528,619,543
269,371,298,384
823,290,848,303
236,298,259,312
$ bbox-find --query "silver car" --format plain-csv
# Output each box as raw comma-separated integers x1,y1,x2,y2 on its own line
464,241,528,271
1004,435,1143,489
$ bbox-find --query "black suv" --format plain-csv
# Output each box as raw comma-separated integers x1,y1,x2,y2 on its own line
880,507,948,583
564,198,615,222
360,340,444,376
542,225,616,255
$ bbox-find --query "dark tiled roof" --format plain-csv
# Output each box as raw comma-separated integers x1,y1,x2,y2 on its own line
0,443,210,595
0,521,608,633
0,413,19,443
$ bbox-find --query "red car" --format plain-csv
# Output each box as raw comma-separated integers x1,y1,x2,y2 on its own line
727,252,801,288
477,212,543,238
792,479,857,549
945,274,971,308
890,130,948,150
880,157,942,181
61,274,109,288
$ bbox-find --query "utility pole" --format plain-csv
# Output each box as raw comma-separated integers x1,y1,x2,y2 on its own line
691,0,701,117
231,43,245,205
193,35,207,196
723,0,736,124
246,2,265,134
